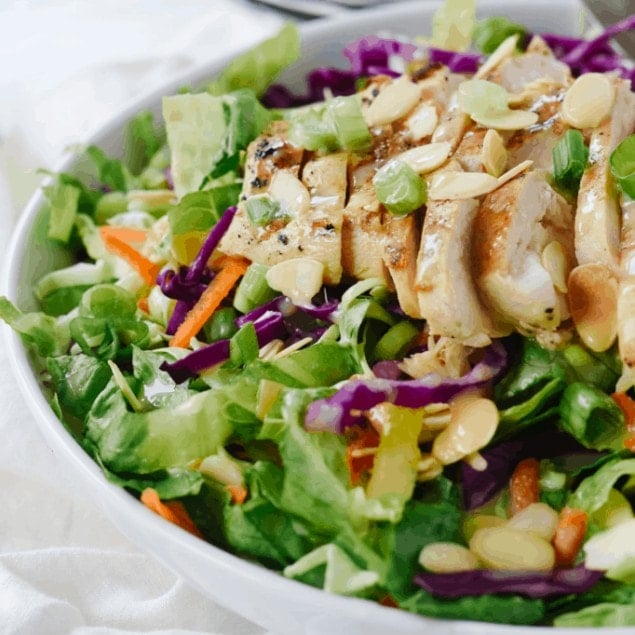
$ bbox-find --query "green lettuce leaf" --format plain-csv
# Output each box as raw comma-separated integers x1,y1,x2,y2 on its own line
569,458,635,513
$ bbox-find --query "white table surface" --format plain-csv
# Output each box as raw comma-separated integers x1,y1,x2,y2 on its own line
0,1,631,634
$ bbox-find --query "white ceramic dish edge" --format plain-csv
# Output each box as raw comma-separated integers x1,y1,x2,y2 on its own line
4,2,631,633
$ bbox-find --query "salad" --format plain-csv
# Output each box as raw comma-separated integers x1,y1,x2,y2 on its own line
3,0,635,627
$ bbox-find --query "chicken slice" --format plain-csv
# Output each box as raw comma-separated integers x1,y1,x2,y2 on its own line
240,121,305,199
220,153,348,285
473,169,575,332
416,195,503,345
618,197,635,371
575,78,635,271
342,162,422,317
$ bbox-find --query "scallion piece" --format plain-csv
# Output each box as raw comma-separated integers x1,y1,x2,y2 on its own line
244,195,287,228
373,160,427,216
610,134,635,200
205,306,238,342
233,263,278,314
473,17,526,54
552,129,589,196
328,96,372,153
374,320,419,361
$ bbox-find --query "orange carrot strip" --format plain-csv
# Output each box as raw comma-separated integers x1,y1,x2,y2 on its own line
553,507,588,567
141,488,204,538
612,392,635,430
100,229,160,285
509,457,540,515
169,256,249,348
137,296,149,314
346,426,380,486
225,484,248,505
625,437,635,452
99,225,148,243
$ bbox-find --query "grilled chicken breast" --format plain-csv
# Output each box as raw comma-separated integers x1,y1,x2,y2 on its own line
473,169,575,332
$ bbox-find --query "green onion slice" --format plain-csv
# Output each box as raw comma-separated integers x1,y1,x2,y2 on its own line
552,129,589,196
610,134,635,200
244,195,287,227
373,160,427,216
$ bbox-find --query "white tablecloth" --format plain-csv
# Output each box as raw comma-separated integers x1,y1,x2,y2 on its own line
0,2,288,633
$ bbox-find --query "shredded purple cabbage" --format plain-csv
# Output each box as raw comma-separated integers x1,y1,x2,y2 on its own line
461,431,602,511
428,47,481,74
263,37,420,108
305,341,506,433
163,206,238,335
157,267,211,304
162,310,287,382
372,360,403,380
415,565,603,600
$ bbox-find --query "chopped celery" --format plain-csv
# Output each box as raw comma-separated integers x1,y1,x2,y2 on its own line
233,263,277,314
374,320,419,361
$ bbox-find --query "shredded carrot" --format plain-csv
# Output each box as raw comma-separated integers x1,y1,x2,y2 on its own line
169,256,249,348
140,488,204,539
99,225,148,244
100,228,160,285
137,296,150,314
625,437,635,452
509,457,540,515
346,426,380,486
225,483,248,505
553,507,588,567
379,594,399,608
611,392,635,428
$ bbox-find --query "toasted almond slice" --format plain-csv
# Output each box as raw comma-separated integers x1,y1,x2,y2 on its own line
419,542,479,573
268,171,311,216
568,263,618,352
396,142,451,174
432,398,499,465
473,109,539,130
475,34,520,80
562,73,616,129
428,171,499,200
406,104,439,141
364,75,422,127
542,241,568,293
497,159,533,186
482,129,507,177
266,257,324,306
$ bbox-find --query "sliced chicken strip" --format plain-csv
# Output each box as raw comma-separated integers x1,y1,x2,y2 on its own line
220,152,348,285
618,197,635,369
240,121,304,199
416,195,504,346
473,170,575,332
342,161,422,317
575,78,635,271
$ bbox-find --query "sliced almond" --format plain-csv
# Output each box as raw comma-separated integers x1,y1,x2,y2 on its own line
428,171,499,200
482,129,507,177
473,109,539,131
432,398,499,465
475,34,520,80
266,257,324,307
497,159,533,187
470,527,555,571
568,263,618,352
268,171,310,216
506,502,559,541
405,104,439,141
396,142,451,174
419,542,479,573
364,75,422,127
542,241,569,294
562,73,616,129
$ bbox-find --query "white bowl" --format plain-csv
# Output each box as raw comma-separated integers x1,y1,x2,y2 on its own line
4,1,631,633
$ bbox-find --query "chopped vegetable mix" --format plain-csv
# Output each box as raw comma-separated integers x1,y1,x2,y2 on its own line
3,1,635,627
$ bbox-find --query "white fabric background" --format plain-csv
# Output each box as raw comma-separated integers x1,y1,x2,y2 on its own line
0,2,289,633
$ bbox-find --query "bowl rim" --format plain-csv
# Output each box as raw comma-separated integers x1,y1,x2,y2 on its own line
3,1,627,633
